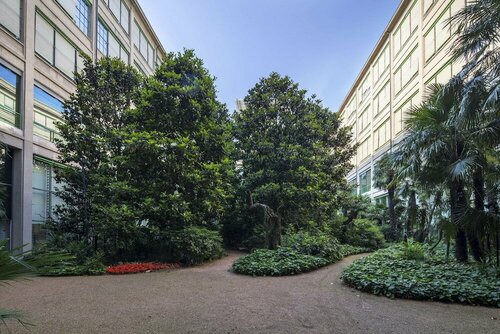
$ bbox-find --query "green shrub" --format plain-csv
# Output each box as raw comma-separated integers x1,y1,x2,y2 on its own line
338,244,370,257
232,248,328,276
282,231,343,262
342,219,385,250
399,240,426,261
341,244,500,307
165,226,224,265
25,249,105,276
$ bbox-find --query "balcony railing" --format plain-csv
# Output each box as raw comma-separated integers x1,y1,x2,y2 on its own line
34,122,62,143
0,104,21,128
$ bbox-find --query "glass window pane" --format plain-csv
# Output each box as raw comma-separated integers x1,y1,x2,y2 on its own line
109,0,120,20
75,0,89,35
55,33,76,77
97,21,108,55
132,21,140,48
58,0,77,18
140,33,148,58
36,14,55,63
108,34,120,58
0,0,21,38
121,2,130,33
34,86,64,113
0,64,20,127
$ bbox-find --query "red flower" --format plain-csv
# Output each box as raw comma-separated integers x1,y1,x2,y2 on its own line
106,262,180,274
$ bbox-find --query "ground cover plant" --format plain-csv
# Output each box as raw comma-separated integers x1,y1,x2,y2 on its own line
232,248,329,276
106,262,180,275
341,244,500,307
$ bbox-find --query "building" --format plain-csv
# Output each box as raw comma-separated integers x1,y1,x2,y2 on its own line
0,0,166,250
235,99,246,113
337,0,466,204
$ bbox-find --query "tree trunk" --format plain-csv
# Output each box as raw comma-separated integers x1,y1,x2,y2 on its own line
387,186,397,238
407,189,417,238
487,191,499,266
450,179,468,262
468,168,485,261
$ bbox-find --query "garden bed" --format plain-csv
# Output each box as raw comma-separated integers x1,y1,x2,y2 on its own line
106,262,180,275
341,244,500,307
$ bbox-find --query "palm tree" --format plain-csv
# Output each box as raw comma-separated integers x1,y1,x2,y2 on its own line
393,76,498,262
373,153,399,240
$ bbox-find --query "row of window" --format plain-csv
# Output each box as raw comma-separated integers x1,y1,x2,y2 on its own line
393,0,419,56
133,20,155,69
394,46,419,95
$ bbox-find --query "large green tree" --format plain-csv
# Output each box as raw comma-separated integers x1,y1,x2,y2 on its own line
54,56,140,258
233,72,356,246
123,50,233,232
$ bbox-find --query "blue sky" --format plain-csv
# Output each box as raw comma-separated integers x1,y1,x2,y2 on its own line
140,0,400,112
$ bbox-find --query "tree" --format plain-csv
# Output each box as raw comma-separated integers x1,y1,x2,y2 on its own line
373,153,399,240
394,78,498,262
123,50,233,233
54,56,140,258
233,72,356,246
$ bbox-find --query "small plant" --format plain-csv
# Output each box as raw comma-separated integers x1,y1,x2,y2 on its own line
106,262,180,274
399,240,426,261
232,248,328,276
341,218,385,250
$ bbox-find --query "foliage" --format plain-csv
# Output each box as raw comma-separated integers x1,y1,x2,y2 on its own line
124,50,234,232
282,231,343,262
232,248,328,276
231,72,356,243
164,226,225,265
342,245,500,307
54,56,141,259
25,248,105,276
341,219,385,250
399,240,426,261
106,262,180,274
338,244,370,257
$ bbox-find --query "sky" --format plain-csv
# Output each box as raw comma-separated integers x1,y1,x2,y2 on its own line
140,0,400,112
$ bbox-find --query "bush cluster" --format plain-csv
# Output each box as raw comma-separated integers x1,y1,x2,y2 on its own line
232,248,329,276
165,227,225,265
232,229,371,277
341,219,385,250
341,244,500,307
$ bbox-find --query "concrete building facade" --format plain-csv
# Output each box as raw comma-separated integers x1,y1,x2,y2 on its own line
338,0,467,204
0,0,166,250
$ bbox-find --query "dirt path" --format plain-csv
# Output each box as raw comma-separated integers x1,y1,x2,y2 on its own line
2,252,499,333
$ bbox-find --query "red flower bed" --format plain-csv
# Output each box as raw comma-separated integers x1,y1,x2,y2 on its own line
106,262,180,275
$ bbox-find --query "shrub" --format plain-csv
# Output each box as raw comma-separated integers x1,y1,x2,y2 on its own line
282,231,343,262
26,249,105,276
341,245,500,307
232,248,328,276
106,262,180,274
342,219,385,250
399,240,426,261
165,226,224,265
338,244,370,257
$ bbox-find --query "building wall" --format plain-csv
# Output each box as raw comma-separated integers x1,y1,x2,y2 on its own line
338,0,466,202
0,0,166,251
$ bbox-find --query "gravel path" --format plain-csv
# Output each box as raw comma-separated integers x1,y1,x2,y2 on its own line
2,252,499,333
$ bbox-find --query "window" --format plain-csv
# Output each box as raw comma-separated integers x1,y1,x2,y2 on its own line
57,0,90,35
133,21,155,69
375,195,388,207
394,92,419,135
349,178,358,195
358,105,371,133
106,0,130,33
423,0,435,14
394,46,419,94
374,118,391,149
374,81,390,116
357,136,371,162
35,13,83,78
0,147,13,246
372,45,390,83
32,159,63,245
97,20,129,63
33,86,64,142
0,0,21,39
0,63,20,128
358,75,371,104
393,1,419,55
359,169,372,194
134,61,146,75
424,0,463,62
